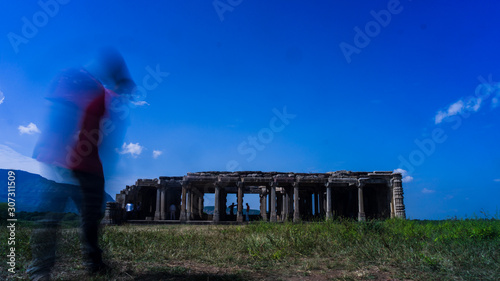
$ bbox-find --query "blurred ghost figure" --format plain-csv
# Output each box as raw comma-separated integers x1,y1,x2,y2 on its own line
28,48,135,280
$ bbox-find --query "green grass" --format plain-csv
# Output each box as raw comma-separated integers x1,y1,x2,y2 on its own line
1,218,499,280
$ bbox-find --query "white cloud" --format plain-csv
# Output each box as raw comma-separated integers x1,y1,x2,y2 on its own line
393,168,414,183
448,100,465,115
435,100,464,124
117,142,144,157
494,179,500,182
434,111,447,124
18,122,41,135
0,91,4,104
477,79,500,109
152,150,163,159
402,175,414,183
393,168,405,174
434,94,491,124
131,100,150,106
467,98,482,112
422,188,435,194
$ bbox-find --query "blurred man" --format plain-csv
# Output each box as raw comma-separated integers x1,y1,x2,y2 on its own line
169,203,176,220
229,202,236,216
246,203,250,221
28,48,135,280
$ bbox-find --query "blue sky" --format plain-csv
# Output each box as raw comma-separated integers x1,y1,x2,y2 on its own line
1,0,499,219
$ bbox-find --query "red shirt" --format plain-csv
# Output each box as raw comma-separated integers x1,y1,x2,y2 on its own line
68,92,105,176
34,68,114,177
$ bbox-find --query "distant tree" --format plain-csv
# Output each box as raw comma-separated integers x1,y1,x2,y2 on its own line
0,202,7,224
62,212,79,221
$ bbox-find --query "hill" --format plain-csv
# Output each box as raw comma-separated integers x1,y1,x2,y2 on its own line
0,169,114,213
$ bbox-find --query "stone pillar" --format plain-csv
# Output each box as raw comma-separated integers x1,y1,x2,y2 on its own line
199,193,204,218
214,184,220,222
260,187,268,221
191,193,195,220
326,184,333,220
319,190,324,217
192,191,196,219
102,202,119,225
306,193,311,217
237,182,244,222
323,193,327,215
314,191,319,216
293,183,300,222
154,188,161,220
160,188,167,220
187,189,193,221
180,184,187,222
270,183,277,222
388,181,395,218
390,201,395,218
282,190,288,221
358,181,366,221
268,190,272,218
393,175,406,219
276,189,282,220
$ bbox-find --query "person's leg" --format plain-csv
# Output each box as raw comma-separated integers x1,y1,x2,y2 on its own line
73,171,105,271
27,176,70,279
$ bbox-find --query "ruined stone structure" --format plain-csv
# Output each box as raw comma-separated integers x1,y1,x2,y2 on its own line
114,171,406,223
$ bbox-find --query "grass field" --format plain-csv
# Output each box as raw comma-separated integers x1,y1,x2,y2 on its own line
1,218,499,280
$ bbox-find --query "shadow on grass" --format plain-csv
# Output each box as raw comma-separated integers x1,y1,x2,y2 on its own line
131,270,250,281
129,271,251,281
105,265,253,281
51,269,252,281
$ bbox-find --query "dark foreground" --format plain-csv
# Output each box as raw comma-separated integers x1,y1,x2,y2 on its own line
1,218,499,280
